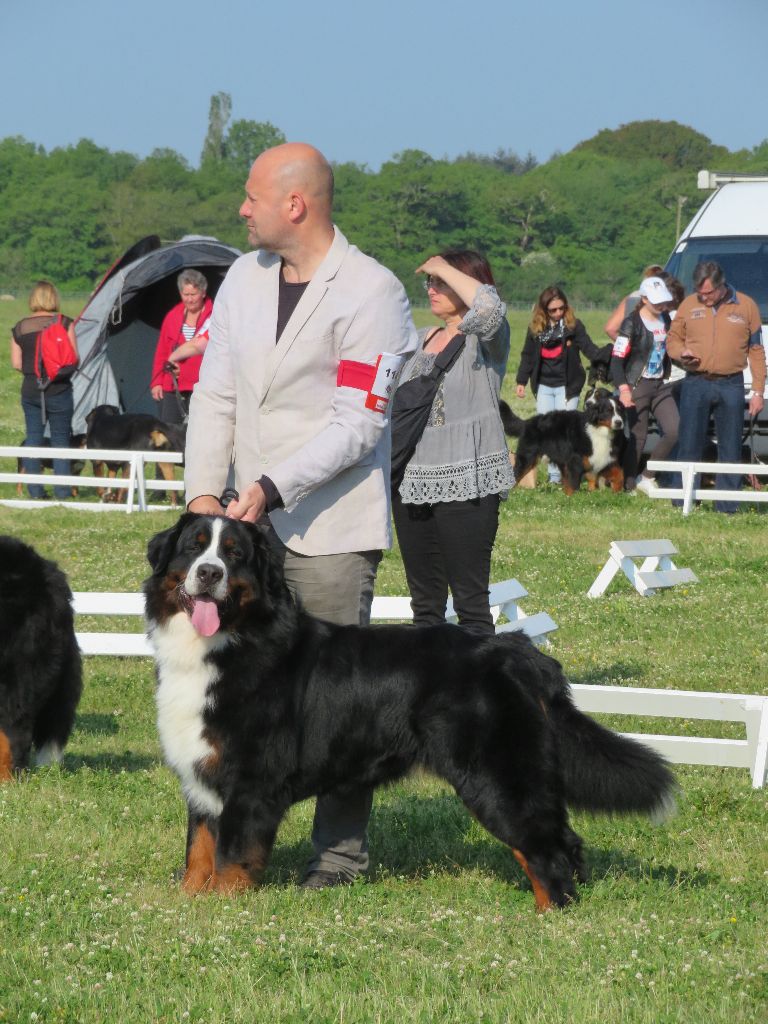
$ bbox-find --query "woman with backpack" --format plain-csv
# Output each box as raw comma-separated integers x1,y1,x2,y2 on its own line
10,281,79,499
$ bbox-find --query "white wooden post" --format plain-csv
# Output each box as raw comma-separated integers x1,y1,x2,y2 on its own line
682,463,696,516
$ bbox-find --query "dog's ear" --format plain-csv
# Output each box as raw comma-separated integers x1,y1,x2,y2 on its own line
146,513,196,575
585,396,601,425
247,523,287,612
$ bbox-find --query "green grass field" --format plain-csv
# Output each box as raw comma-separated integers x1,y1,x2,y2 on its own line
0,298,766,1023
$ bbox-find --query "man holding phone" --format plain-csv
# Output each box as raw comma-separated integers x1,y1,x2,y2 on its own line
666,260,765,513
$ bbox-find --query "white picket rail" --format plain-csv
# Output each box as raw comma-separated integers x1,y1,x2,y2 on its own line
0,444,183,512
72,579,558,654
571,684,768,789
646,459,768,514
71,589,767,786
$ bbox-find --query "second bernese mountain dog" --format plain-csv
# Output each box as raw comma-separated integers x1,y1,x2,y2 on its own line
500,387,626,494
144,514,675,912
0,536,82,780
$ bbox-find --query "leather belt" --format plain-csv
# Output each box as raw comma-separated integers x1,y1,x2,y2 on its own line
692,371,742,381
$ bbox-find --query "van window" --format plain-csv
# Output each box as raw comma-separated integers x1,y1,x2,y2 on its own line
666,238,768,321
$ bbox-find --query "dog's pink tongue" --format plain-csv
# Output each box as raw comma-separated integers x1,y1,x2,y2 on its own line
190,596,220,637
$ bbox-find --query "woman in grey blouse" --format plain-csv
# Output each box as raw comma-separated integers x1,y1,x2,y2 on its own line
392,250,514,634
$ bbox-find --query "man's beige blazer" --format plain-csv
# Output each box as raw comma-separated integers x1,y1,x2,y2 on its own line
184,228,417,555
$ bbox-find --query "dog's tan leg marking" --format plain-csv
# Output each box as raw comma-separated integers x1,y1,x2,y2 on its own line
511,848,554,912
605,465,624,492
182,821,216,894
157,462,177,506
0,730,14,782
92,461,107,498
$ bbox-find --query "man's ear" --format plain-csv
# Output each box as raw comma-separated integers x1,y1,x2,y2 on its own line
146,513,196,574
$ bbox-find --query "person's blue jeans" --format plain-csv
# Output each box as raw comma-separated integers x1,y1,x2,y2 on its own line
536,385,579,482
675,372,745,514
21,390,74,499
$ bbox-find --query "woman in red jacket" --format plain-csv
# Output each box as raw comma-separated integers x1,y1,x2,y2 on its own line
151,270,213,424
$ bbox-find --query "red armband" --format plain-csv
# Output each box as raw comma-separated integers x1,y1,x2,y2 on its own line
337,354,406,413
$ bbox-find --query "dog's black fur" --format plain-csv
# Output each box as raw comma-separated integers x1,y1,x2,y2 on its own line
85,404,185,503
500,387,626,494
144,514,675,910
0,536,82,779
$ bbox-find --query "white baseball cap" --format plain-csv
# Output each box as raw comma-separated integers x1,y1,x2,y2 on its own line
639,276,673,305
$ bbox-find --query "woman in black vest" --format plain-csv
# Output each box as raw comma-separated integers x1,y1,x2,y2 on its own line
515,286,610,483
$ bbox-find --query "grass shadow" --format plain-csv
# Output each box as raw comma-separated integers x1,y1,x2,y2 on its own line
262,791,693,899
571,661,649,686
63,751,157,773
583,845,714,889
74,712,120,736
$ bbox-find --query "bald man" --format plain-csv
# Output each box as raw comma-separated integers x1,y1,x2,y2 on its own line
184,143,417,889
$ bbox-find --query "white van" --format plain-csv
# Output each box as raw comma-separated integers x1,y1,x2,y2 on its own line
665,170,768,452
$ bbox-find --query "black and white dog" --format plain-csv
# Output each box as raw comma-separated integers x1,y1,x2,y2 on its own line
144,514,674,911
0,536,82,779
500,387,626,494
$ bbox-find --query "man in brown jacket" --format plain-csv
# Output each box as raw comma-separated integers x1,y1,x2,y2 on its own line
666,260,765,513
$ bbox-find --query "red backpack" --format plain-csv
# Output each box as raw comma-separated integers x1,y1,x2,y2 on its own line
34,315,79,388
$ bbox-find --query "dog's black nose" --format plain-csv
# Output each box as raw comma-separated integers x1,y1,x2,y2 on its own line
196,563,223,589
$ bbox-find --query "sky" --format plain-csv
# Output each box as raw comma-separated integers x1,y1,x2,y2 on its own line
2,0,766,171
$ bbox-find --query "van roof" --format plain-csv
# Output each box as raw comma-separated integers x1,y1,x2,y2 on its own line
684,181,768,238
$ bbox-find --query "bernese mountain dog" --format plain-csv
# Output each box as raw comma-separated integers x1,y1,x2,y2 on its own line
0,536,82,780
500,387,626,494
144,514,675,912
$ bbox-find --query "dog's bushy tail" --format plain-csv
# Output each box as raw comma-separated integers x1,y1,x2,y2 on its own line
498,399,525,438
551,690,676,821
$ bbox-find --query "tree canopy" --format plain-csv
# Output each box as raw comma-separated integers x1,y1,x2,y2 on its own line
0,102,765,306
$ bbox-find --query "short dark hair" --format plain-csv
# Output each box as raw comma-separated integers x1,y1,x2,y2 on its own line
692,261,725,289
439,249,496,287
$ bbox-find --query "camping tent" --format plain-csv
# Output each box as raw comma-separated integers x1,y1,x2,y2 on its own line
71,235,241,434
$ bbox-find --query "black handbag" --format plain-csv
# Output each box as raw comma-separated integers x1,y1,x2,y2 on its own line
389,333,466,491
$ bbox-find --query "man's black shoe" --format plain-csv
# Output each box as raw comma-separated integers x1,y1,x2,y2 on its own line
300,869,355,890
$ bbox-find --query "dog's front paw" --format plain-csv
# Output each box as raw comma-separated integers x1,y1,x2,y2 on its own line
209,864,255,894
181,867,214,894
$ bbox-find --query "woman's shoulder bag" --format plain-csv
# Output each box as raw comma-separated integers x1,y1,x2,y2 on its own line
389,333,466,491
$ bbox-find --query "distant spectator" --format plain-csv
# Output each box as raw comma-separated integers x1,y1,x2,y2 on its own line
604,264,665,341
515,286,611,484
151,270,212,424
666,260,765,514
610,276,679,495
10,281,79,499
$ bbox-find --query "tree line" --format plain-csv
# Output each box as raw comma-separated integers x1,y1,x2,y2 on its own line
1,93,766,306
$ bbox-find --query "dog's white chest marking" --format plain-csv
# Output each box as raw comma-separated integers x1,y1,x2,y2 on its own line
585,424,614,474
150,611,229,817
